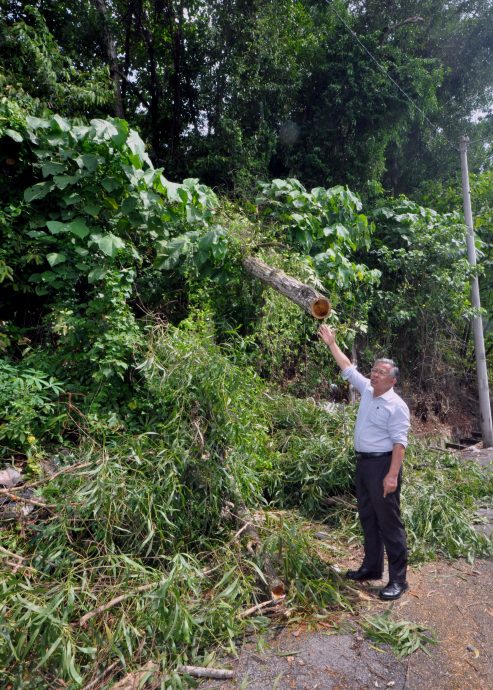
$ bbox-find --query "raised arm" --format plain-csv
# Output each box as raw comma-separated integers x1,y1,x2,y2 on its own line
318,325,352,371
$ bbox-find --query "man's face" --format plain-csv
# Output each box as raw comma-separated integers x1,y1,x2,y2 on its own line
370,363,396,396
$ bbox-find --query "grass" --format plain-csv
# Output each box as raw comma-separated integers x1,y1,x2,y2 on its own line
1,324,491,685
402,444,493,562
360,610,437,657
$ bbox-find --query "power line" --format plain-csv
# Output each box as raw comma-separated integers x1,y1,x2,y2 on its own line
462,135,493,171
467,134,493,146
322,0,455,149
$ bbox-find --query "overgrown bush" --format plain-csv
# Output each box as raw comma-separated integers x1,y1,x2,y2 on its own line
402,447,493,562
266,394,356,515
1,108,490,688
366,196,473,386
0,359,65,454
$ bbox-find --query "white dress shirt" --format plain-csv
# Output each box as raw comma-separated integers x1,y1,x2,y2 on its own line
341,365,410,453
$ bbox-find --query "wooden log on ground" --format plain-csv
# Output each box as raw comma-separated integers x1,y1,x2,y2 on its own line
243,256,330,319
177,665,235,680
107,662,234,689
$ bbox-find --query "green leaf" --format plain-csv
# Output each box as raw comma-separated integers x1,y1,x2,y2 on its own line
46,221,65,235
157,176,182,202
121,196,138,214
26,116,50,129
103,196,119,210
72,125,90,140
62,193,81,206
111,119,129,148
46,253,67,267
5,129,23,142
88,267,107,283
90,118,119,141
51,114,71,132
80,154,100,172
36,637,62,668
54,175,77,190
46,218,90,238
77,646,97,657
69,218,90,239
92,233,125,257
127,130,152,167
83,202,101,217
42,162,65,177
40,271,57,283
24,182,54,202
155,233,196,270
102,177,120,193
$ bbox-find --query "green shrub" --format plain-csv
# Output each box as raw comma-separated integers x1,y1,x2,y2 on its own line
266,395,356,515
0,359,65,454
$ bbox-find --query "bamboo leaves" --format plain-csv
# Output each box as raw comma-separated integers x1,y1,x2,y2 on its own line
361,611,437,658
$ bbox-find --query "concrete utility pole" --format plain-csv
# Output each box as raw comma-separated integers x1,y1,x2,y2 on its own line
459,136,493,447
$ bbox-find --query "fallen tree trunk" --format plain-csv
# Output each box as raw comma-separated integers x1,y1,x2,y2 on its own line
242,256,330,319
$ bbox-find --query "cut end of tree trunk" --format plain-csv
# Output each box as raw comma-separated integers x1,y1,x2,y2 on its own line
243,255,331,320
310,297,331,320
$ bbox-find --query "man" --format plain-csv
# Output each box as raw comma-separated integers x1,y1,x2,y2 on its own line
318,324,410,600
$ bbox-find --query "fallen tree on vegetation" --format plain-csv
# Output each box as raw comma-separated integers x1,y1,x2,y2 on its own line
243,255,331,319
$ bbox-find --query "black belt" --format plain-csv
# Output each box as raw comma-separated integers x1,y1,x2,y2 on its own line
355,451,392,459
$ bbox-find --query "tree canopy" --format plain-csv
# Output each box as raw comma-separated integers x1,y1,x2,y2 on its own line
3,0,492,192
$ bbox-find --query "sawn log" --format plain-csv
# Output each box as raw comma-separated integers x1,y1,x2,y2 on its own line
242,256,330,319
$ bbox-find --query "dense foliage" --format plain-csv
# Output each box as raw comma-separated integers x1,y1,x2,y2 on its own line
2,1,492,193
1,2,492,687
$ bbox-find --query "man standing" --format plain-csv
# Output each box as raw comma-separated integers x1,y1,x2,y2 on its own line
318,324,410,600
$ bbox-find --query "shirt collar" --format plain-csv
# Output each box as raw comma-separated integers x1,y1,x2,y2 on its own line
370,386,394,400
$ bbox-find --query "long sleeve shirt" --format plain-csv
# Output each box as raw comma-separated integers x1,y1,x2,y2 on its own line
341,365,410,453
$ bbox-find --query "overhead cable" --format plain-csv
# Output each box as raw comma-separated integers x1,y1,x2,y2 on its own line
322,0,455,149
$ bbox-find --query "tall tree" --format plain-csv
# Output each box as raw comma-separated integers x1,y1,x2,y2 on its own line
0,3,112,116
92,0,125,117
5,0,493,193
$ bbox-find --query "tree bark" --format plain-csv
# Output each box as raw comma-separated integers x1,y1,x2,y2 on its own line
243,256,330,319
136,0,160,159
92,0,125,118
166,0,183,159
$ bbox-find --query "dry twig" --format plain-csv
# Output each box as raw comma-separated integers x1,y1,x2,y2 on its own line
81,661,121,690
0,490,54,510
0,461,93,495
77,582,161,627
238,596,285,619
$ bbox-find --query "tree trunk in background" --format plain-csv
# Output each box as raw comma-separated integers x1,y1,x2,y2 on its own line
92,0,124,118
166,0,183,159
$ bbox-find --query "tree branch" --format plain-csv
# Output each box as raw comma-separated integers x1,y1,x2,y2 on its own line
77,582,161,627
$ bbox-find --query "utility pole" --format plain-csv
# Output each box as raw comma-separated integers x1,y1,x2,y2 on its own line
459,136,493,447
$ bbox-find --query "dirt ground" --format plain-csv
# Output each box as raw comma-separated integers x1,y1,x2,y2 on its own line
199,558,492,690
199,448,493,690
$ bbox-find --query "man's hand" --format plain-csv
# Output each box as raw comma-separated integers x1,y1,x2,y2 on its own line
383,473,398,498
318,324,352,371
318,324,336,346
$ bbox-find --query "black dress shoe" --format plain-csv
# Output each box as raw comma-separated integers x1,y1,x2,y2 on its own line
345,567,383,581
379,581,409,600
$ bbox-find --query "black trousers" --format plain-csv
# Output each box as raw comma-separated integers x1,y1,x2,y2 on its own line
355,455,408,583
